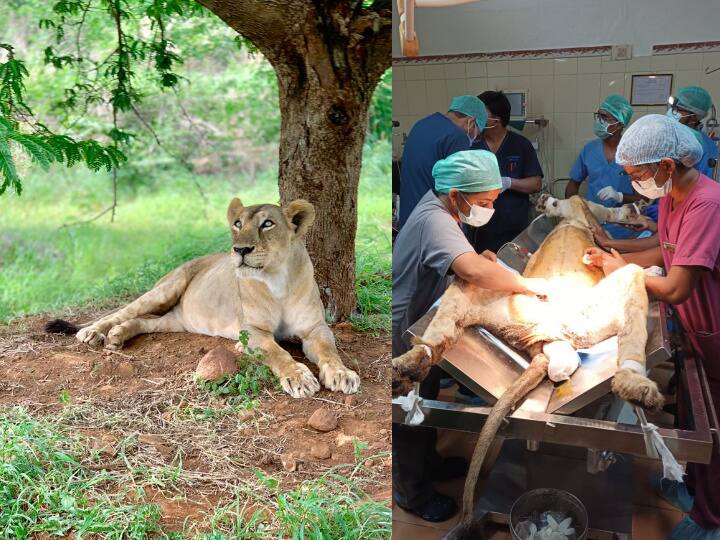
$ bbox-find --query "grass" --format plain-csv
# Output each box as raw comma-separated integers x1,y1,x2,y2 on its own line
0,407,391,539
0,140,391,331
0,407,165,538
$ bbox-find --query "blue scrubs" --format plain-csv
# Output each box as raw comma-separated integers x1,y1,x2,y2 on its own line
569,139,636,239
697,131,718,179
398,113,469,228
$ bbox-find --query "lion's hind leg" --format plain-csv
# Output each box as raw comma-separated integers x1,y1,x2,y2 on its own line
77,263,196,347
392,282,496,395
105,312,185,350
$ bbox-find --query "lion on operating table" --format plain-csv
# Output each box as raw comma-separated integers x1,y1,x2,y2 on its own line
392,194,664,412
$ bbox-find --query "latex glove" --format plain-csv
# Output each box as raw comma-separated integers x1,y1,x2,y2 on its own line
500,176,512,192
597,186,623,204
583,247,627,276
480,250,496,262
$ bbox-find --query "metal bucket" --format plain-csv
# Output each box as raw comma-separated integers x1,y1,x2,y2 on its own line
509,488,589,540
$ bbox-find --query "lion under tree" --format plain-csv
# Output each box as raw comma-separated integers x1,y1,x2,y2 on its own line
0,0,392,322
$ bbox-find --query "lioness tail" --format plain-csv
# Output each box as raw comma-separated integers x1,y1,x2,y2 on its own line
45,319,80,335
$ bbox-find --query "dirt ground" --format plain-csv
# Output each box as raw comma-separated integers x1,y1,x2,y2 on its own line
0,307,392,531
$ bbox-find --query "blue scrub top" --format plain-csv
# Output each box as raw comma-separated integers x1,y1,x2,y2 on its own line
569,138,636,239
697,131,718,179
398,113,469,228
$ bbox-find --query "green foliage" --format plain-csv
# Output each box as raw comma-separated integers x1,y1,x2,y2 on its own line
0,407,164,538
196,330,279,400
353,437,369,461
0,44,126,195
369,69,391,141
205,469,391,539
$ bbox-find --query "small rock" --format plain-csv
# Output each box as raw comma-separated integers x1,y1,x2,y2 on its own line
344,395,358,406
195,346,238,381
280,453,297,472
307,408,338,432
198,347,207,355
378,429,388,436
310,442,332,460
336,433,355,447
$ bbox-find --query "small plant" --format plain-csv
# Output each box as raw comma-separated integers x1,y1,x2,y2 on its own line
353,437,369,461
59,388,71,405
197,330,278,401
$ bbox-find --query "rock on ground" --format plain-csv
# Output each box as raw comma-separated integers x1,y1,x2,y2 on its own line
195,346,238,381
307,408,338,432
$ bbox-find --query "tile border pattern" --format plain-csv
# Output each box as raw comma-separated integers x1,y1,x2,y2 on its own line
393,41,720,64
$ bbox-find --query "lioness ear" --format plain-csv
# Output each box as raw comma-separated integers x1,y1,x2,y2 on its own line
284,199,315,237
227,197,244,226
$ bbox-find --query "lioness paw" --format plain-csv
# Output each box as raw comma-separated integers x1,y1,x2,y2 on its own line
279,362,320,399
319,364,360,394
105,326,126,351
611,368,664,412
77,326,106,347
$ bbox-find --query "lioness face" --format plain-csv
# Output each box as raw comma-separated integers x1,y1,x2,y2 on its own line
226,197,315,272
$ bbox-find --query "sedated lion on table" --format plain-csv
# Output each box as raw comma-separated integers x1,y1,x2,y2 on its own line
46,197,360,399
392,194,664,412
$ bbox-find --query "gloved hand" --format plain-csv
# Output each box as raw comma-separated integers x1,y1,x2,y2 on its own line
597,186,623,204
501,176,512,192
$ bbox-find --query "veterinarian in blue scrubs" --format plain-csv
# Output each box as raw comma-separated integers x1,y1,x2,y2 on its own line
398,95,488,228
393,150,550,523
566,95,642,239
667,86,718,179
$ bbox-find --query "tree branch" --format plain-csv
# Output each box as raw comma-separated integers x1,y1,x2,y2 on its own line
192,0,296,60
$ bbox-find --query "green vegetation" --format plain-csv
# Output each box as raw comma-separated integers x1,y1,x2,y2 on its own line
0,407,164,538
0,408,391,538
203,468,391,539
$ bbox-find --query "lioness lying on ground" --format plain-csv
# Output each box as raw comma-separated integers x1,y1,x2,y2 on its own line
47,197,360,398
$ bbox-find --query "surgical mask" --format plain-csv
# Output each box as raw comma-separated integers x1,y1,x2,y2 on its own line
593,119,614,139
484,119,500,130
666,108,693,124
632,167,672,200
458,193,494,227
465,121,477,146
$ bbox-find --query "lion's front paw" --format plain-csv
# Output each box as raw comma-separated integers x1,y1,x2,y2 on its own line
105,326,126,351
279,362,321,399
77,326,106,347
392,345,432,397
612,368,664,412
319,363,360,394
536,193,553,213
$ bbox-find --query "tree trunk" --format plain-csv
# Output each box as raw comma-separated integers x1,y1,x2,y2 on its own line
195,0,391,322
275,64,371,322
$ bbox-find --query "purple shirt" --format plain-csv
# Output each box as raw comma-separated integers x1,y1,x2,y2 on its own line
659,175,720,364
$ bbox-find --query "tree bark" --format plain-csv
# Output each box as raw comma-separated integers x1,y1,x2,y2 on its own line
195,0,392,321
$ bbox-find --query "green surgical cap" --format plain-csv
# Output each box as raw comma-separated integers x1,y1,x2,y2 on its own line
449,95,488,130
433,150,501,194
677,86,712,117
600,94,633,125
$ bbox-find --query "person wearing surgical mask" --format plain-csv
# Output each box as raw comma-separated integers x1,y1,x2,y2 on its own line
392,149,551,523
584,114,720,540
467,90,544,253
398,95,488,229
666,86,718,178
566,95,645,239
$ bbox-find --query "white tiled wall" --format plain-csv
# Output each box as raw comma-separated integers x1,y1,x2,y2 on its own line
393,52,720,183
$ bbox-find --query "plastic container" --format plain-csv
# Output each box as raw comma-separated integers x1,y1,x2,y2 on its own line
509,488,589,540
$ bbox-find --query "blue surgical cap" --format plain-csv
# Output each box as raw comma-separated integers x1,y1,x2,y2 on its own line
676,86,713,117
600,94,633,125
433,150,501,194
449,95,488,130
616,114,703,168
